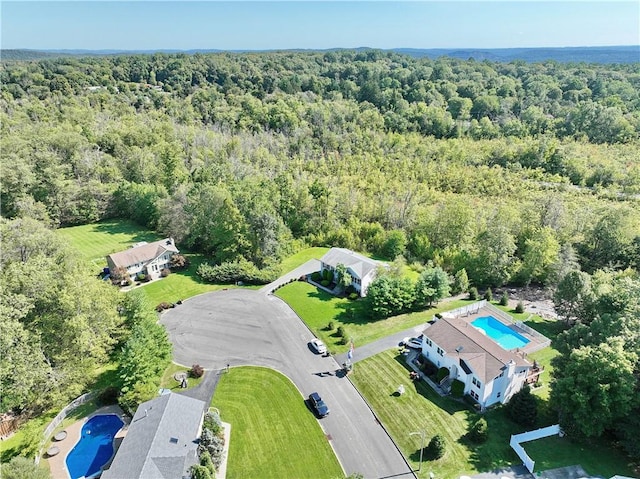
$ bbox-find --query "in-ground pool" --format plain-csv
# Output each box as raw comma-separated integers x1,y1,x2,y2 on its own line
66,414,124,479
471,316,530,350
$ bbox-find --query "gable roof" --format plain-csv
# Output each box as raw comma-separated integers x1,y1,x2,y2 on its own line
102,393,205,479
320,248,380,280
107,238,179,269
423,317,530,383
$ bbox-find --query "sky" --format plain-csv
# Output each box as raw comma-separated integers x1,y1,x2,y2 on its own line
2,1,639,51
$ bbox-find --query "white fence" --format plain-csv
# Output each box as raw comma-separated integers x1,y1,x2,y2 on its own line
485,303,517,324
509,424,561,473
514,320,551,352
441,300,487,319
35,391,98,464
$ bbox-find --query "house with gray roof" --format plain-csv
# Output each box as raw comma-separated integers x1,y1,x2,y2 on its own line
102,393,205,479
420,316,532,408
319,248,383,296
106,238,179,282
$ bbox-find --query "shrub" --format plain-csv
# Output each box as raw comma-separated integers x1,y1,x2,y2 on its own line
468,417,488,443
451,379,465,397
197,259,279,285
340,336,349,345
468,286,479,300
190,464,212,479
200,450,216,475
170,253,190,270
425,434,445,460
484,287,493,302
320,279,330,287
203,411,223,437
345,284,356,295
160,268,171,277
499,291,509,306
155,302,172,312
322,268,332,281
515,300,525,313
337,326,346,338
199,429,224,468
505,385,537,427
190,364,204,378
326,321,335,331
451,268,469,295
348,292,358,300
136,272,147,282
419,357,438,376
436,367,449,382
311,271,322,282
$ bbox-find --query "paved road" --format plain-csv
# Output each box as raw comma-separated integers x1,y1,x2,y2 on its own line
161,288,414,479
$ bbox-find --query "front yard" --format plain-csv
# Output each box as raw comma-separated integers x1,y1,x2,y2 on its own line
351,350,637,478
276,281,471,353
211,366,343,479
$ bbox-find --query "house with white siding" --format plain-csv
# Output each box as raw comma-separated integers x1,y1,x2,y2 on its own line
106,238,179,282
319,248,383,297
420,316,533,408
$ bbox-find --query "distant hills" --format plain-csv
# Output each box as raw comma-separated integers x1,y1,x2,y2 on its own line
2,45,638,63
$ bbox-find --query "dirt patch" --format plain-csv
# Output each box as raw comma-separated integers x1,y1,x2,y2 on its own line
494,286,559,320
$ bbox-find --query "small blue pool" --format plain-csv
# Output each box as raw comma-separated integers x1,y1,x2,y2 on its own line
66,414,124,479
472,316,530,350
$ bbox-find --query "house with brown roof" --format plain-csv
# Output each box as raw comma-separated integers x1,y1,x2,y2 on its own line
106,238,179,282
420,316,532,408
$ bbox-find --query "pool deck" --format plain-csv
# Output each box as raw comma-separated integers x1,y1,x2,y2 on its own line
455,305,549,356
45,405,130,479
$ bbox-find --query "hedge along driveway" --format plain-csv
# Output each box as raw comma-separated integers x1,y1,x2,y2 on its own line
275,281,471,353
212,366,343,479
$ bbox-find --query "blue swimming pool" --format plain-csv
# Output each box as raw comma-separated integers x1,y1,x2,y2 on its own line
66,414,124,479
472,316,530,350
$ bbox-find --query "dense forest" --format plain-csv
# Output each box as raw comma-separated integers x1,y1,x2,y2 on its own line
1,51,639,463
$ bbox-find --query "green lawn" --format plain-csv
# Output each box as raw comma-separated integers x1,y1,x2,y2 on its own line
211,367,343,479
160,362,204,391
57,219,161,270
275,281,471,353
351,350,637,478
279,246,329,274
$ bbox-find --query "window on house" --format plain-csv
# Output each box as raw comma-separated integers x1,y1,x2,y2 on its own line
436,347,443,356
425,338,432,347
497,392,501,398
472,377,481,388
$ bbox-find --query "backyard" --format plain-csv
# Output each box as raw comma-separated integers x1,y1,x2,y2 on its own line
211,366,343,479
350,350,637,478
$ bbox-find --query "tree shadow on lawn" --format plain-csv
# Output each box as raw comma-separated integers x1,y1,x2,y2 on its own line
93,219,160,242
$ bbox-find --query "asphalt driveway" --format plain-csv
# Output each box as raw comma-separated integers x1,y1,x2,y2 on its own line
161,288,414,479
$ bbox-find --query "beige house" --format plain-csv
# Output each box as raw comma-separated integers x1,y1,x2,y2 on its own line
106,238,179,282
420,316,532,408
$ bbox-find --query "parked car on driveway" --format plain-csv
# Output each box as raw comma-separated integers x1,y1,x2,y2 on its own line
308,392,330,417
405,336,423,349
309,338,327,354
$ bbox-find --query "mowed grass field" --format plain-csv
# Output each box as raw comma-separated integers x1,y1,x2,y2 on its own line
212,367,343,479
351,351,637,478
57,220,229,306
276,281,470,353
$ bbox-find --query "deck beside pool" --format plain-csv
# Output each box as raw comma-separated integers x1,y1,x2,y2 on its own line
443,302,550,355
45,405,129,479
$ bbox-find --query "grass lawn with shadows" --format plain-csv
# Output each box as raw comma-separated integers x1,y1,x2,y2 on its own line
160,362,205,391
279,246,329,274
276,281,471,353
351,350,637,478
211,366,342,479
57,219,161,270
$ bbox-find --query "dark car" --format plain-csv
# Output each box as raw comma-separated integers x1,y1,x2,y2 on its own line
308,392,330,417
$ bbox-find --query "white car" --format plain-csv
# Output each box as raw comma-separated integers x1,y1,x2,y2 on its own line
310,338,327,354
405,337,424,349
